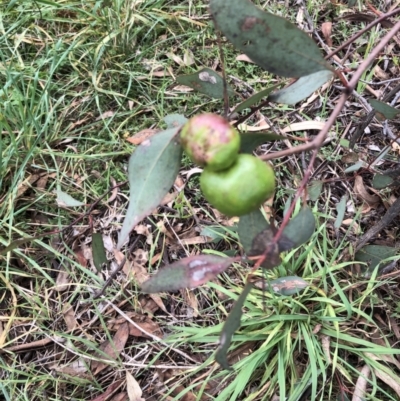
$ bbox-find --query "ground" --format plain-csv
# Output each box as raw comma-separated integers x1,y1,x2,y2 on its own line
0,0,400,400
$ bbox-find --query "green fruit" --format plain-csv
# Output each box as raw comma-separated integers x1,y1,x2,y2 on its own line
180,113,240,171
200,154,275,216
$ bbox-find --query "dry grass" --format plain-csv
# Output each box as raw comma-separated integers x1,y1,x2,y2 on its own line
0,0,400,400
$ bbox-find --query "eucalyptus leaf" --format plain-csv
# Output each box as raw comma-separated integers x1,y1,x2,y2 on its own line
355,245,397,275
369,99,400,120
268,70,333,105
176,67,235,99
268,276,309,296
215,282,253,370
238,209,270,254
307,180,323,202
117,128,182,249
56,189,85,207
239,132,285,153
164,114,187,129
92,233,108,273
141,255,233,293
372,174,394,189
210,0,331,78
279,207,315,251
335,196,347,229
232,84,280,114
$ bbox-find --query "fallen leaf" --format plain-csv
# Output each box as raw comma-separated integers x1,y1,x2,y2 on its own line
109,312,161,338
51,358,89,377
54,267,70,292
321,21,333,47
63,303,77,331
92,322,129,375
374,367,400,398
126,371,145,401
184,290,199,318
354,176,380,207
56,189,85,207
134,225,153,245
73,247,88,267
96,110,115,120
236,54,254,63
353,364,370,401
109,393,129,401
16,174,41,199
89,380,124,401
126,129,159,145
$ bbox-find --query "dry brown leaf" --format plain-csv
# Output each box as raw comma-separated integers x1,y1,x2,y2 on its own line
51,358,89,377
354,176,380,207
374,367,400,398
113,249,131,276
133,249,148,265
374,64,390,80
92,322,129,375
236,54,254,63
128,319,161,337
126,129,159,145
180,236,214,246
74,248,88,268
160,191,179,206
342,218,361,234
63,303,77,331
126,371,145,401
16,174,41,199
134,225,153,245
131,263,149,285
173,85,193,92
89,380,124,401
352,364,370,401
109,393,129,401
54,267,70,292
321,22,333,47
96,110,115,120
184,290,199,318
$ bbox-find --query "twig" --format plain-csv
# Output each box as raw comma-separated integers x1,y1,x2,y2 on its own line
260,20,400,161
254,20,400,266
0,180,128,255
92,235,141,299
325,8,400,60
355,197,400,252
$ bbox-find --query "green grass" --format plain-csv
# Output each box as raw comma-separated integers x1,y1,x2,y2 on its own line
1,0,400,400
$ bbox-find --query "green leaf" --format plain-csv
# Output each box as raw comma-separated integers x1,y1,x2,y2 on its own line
238,210,281,268
92,233,108,273
369,99,400,120
232,84,280,114
372,174,395,189
355,245,398,274
307,180,323,202
279,207,315,251
56,189,85,207
334,195,347,229
141,255,233,293
117,128,183,249
344,160,368,173
239,132,285,153
238,209,270,254
210,0,331,78
176,67,235,99
215,282,253,370
268,70,333,104
267,276,309,296
164,114,187,129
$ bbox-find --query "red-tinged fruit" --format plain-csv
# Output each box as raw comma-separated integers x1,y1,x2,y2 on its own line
180,113,240,171
200,154,275,216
